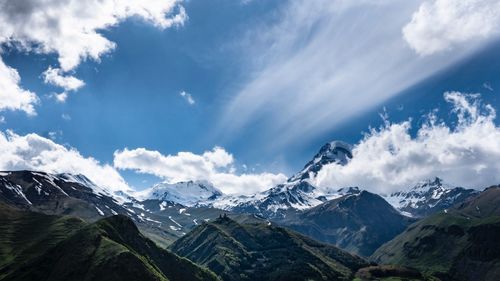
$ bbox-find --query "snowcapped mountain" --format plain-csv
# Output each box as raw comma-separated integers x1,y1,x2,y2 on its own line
218,141,356,217
0,170,137,219
288,140,352,182
385,177,478,217
132,140,355,218
137,180,223,207
0,170,209,246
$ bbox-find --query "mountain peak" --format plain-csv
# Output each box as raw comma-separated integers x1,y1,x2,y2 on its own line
289,140,353,182
386,177,478,217
141,180,223,207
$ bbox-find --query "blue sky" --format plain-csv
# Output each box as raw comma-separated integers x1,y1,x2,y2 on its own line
1,0,500,194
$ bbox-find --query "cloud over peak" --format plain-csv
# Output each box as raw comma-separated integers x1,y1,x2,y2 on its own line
113,146,286,195
0,130,130,193
312,91,500,194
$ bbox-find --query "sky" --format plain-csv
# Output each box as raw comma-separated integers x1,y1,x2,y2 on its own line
0,0,500,195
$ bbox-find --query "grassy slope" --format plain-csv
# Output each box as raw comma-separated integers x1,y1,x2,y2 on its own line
0,204,219,281
371,187,500,281
170,216,368,281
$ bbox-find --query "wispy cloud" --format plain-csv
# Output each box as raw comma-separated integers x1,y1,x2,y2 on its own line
217,0,500,152
312,92,500,194
180,91,195,105
61,113,71,121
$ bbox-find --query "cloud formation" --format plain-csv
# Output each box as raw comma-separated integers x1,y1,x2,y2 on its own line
0,0,186,113
0,58,38,115
312,92,500,194
218,0,494,153
114,147,287,195
43,66,85,90
180,91,195,105
0,130,130,193
403,0,500,55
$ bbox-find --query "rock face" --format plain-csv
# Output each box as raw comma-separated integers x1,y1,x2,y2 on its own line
0,203,219,281
385,177,478,218
283,190,414,257
372,186,500,281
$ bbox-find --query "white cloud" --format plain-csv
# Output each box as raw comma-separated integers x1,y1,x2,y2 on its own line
61,113,71,121
0,0,186,71
403,0,500,56
43,67,85,93
0,130,130,193
180,91,195,105
0,0,186,113
217,0,489,153
311,92,500,194
47,131,61,141
114,146,287,195
49,92,69,103
0,57,38,115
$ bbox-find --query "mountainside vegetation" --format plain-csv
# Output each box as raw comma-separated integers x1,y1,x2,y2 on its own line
170,215,369,281
0,203,219,281
371,186,500,281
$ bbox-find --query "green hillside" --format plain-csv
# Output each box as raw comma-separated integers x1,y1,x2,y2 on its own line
371,186,500,281
170,215,369,281
0,203,219,281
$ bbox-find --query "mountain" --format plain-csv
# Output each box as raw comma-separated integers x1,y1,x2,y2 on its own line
288,140,352,182
0,170,135,220
0,203,219,281
170,216,368,281
283,190,414,257
138,180,223,207
372,186,500,281
0,170,200,247
0,170,256,248
224,141,354,218
385,177,478,217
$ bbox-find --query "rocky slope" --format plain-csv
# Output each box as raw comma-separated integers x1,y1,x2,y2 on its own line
283,190,414,257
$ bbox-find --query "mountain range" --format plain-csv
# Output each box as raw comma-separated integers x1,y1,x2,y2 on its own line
0,139,498,280
0,140,486,254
